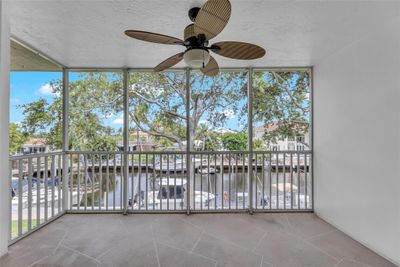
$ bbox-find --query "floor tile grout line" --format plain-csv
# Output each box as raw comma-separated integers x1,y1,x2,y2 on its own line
305,228,339,241
284,213,292,228
178,216,205,231
334,258,344,267
200,229,265,258
284,213,339,242
95,246,113,260
6,228,67,262
28,255,50,267
236,214,270,234
260,255,277,267
59,244,101,264
302,238,341,263
202,230,250,251
150,224,161,267
190,230,205,253
7,214,393,267
160,214,269,255
347,258,376,267
52,231,68,255
252,231,268,253
334,258,373,267
156,240,218,265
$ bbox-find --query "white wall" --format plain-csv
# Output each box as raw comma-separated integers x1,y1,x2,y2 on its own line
314,17,400,264
0,0,10,257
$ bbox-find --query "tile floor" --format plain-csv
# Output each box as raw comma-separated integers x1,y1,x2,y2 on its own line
0,213,396,267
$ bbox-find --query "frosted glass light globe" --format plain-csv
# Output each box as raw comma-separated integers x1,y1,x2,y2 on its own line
183,49,210,69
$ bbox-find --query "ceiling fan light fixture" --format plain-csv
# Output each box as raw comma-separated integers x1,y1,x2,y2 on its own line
184,48,210,69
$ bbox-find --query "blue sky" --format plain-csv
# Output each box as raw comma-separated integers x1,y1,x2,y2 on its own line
10,72,245,132
10,72,61,124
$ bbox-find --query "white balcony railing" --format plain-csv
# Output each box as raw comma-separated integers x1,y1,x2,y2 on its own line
9,150,312,242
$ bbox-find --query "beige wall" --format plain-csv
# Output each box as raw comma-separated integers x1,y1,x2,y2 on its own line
314,17,400,265
0,0,10,256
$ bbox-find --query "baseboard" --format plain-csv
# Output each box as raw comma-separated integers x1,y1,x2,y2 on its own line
315,211,399,266
0,248,8,258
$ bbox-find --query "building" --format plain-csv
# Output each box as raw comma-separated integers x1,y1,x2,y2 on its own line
117,141,159,152
253,122,310,151
20,138,48,154
130,130,152,142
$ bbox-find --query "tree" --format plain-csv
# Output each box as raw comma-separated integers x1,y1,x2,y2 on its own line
19,73,121,151
17,70,310,152
253,138,265,150
129,71,247,150
221,132,247,151
252,71,310,145
9,123,26,155
84,136,117,152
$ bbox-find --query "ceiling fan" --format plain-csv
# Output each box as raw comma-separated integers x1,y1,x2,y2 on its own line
124,0,266,76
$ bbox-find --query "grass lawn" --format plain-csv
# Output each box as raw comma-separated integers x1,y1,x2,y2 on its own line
11,219,37,238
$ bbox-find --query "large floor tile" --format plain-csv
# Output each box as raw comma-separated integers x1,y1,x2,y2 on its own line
183,214,266,249
335,259,371,267
32,245,99,267
193,232,262,267
254,229,338,267
157,242,216,267
286,213,336,239
152,215,203,251
98,228,159,267
3,214,395,267
60,218,127,258
9,227,66,254
243,213,292,234
0,248,51,267
0,226,66,267
308,230,396,267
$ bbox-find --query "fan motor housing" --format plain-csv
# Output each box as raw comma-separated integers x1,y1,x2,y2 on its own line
184,24,196,41
184,24,209,49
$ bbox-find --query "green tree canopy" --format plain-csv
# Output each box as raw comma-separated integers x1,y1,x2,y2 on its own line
221,132,247,151
9,123,27,155
128,71,247,150
16,70,310,152
19,73,121,151
252,71,310,145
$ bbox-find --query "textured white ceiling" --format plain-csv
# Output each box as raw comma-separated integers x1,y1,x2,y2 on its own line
8,0,400,68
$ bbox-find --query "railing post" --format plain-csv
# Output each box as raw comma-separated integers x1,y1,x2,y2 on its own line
310,67,314,210
248,68,254,214
123,68,129,215
185,68,191,215
62,68,69,211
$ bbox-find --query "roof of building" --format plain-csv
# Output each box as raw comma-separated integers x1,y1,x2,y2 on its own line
117,141,159,147
254,122,310,134
23,138,47,146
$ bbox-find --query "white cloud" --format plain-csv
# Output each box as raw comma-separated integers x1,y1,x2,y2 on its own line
112,114,124,125
38,83,59,96
223,109,235,119
198,120,209,126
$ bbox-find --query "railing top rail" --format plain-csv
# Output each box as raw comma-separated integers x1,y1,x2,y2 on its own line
65,150,312,155
253,150,312,154
9,151,64,160
67,151,123,155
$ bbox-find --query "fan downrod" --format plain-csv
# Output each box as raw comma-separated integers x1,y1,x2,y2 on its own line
188,7,200,22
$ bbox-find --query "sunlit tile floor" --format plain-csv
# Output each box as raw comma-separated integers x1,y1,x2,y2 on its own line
0,213,395,267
